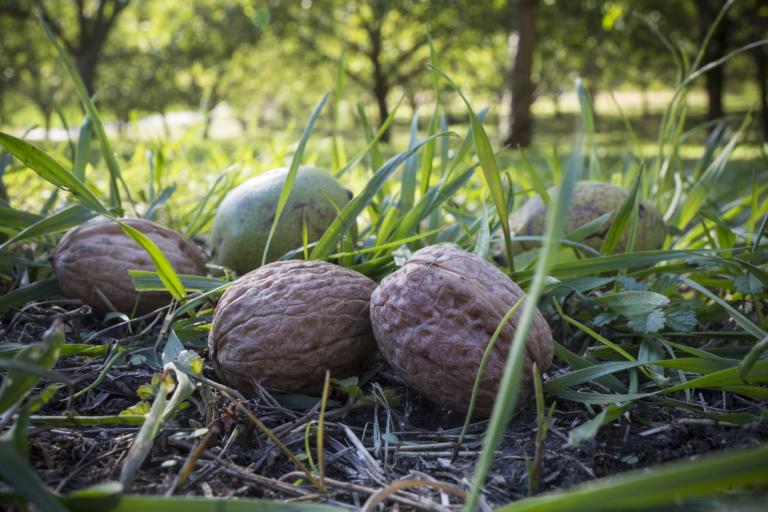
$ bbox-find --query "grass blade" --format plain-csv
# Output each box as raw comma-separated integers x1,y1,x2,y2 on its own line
400,107,422,214
463,81,583,511
311,132,450,260
681,276,765,339
0,278,61,313
496,442,768,511
73,116,92,182
0,132,109,215
40,19,128,214
0,205,95,251
117,221,186,301
0,438,66,512
261,93,329,265
430,65,515,271
600,167,642,254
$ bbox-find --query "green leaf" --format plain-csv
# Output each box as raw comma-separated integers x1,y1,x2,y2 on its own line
593,291,670,317
60,481,122,512
399,107,422,214
0,204,96,251
391,164,477,242
0,438,66,512
430,65,515,271
61,494,344,512
117,221,185,301
311,132,450,260
600,167,642,254
0,278,61,313
464,80,584,511
41,19,126,213
0,132,109,215
119,372,175,489
73,116,92,182
0,320,64,414
627,310,666,334
262,93,329,266
567,405,627,447
0,252,46,270
129,271,224,293
676,114,748,229
665,307,698,332
0,206,43,231
681,276,766,340
496,442,768,511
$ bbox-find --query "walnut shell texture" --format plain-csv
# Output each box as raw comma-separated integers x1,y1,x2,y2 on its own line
370,245,553,415
509,181,666,254
51,218,206,314
208,260,377,395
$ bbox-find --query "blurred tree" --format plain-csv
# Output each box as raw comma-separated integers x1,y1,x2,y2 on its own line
95,0,262,137
499,0,538,147
696,0,730,122
0,0,131,94
731,0,768,140
0,8,65,135
267,0,507,141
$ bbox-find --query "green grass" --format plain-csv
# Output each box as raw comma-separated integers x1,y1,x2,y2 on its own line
1,12,768,511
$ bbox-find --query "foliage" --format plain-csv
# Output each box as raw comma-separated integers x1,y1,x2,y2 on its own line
0,3,767,511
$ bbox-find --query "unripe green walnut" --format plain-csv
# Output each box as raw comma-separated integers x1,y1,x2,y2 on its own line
509,181,666,254
210,166,352,274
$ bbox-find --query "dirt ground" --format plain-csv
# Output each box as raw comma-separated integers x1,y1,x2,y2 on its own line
4,301,768,510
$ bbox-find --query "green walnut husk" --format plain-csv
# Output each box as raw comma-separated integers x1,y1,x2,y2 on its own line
210,166,352,274
508,180,667,255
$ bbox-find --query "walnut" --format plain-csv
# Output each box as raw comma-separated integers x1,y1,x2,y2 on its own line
208,260,377,394
50,218,206,314
370,245,553,415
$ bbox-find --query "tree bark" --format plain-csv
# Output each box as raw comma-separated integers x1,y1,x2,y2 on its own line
500,0,539,148
34,0,132,95
754,47,768,142
367,21,391,143
697,0,729,122
74,46,102,95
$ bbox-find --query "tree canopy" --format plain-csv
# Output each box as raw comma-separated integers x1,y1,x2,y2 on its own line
0,0,765,142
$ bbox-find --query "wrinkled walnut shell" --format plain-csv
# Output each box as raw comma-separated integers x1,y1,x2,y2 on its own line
370,245,553,415
208,260,377,395
51,218,206,314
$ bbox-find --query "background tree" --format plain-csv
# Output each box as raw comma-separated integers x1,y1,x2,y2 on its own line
1,0,131,95
267,0,508,141
500,0,538,147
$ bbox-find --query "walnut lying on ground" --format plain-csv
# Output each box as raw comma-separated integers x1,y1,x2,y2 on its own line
208,260,377,395
51,218,206,315
370,245,553,416
508,180,667,255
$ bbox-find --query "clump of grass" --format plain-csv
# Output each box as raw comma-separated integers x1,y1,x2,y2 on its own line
0,5,767,511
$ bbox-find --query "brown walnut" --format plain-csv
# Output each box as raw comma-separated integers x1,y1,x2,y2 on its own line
370,245,553,416
51,218,206,314
208,260,377,395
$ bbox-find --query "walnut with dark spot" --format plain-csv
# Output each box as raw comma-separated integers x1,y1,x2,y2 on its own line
208,260,377,394
370,245,553,416
51,218,206,315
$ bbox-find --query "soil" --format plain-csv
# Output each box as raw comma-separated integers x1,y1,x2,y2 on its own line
2,301,767,511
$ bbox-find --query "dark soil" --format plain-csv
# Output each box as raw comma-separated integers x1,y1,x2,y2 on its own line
2,301,767,511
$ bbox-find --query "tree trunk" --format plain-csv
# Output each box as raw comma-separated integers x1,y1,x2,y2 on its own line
552,94,561,118
74,46,101,95
44,110,52,140
697,0,729,122
641,89,650,118
500,0,539,148
373,80,390,142
754,47,768,142
368,23,391,143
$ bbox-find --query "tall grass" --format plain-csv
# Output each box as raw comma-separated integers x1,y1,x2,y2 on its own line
0,9,767,512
